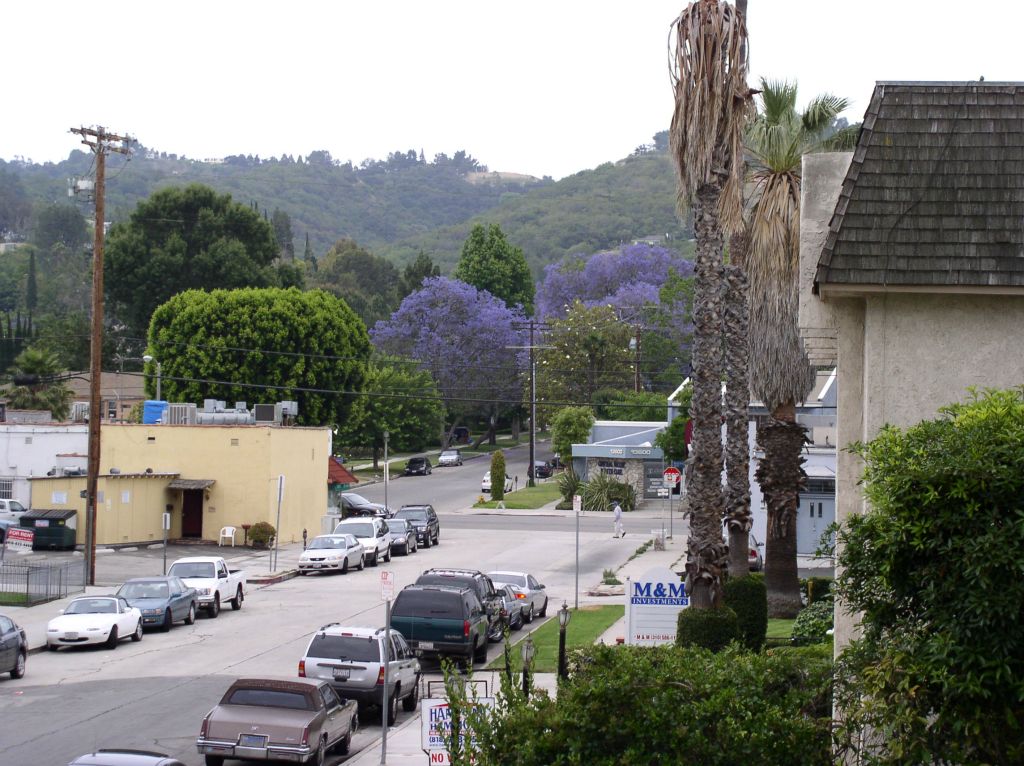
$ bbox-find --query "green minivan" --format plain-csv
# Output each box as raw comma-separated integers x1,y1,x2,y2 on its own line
390,585,490,665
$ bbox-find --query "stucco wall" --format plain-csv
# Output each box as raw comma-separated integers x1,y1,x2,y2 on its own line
0,425,88,504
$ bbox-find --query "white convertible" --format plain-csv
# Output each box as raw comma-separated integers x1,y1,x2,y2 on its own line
46,596,143,650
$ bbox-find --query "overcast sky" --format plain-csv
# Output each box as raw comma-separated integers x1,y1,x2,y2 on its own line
3,1,1021,180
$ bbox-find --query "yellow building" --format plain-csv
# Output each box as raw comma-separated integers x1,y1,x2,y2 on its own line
29,423,331,546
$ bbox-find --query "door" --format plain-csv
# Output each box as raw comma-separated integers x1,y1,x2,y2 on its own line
319,685,344,744
182,490,203,538
0,616,14,671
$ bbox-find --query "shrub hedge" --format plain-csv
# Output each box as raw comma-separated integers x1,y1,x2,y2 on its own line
790,595,833,645
676,605,739,652
724,573,768,651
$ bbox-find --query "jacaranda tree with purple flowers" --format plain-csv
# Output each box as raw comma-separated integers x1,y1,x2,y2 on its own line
371,277,526,445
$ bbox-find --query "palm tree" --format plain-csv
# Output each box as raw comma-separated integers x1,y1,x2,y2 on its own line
745,79,854,615
669,0,751,608
4,346,74,421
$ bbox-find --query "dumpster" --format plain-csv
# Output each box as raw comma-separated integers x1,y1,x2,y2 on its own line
19,509,78,550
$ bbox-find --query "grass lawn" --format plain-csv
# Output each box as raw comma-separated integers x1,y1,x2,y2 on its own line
766,618,795,639
473,482,562,509
0,592,29,606
486,604,624,673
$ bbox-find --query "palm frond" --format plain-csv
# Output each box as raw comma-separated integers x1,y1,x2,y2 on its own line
801,93,850,134
757,78,798,126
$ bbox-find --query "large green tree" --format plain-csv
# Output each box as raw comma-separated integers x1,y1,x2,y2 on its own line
334,357,444,469
453,223,534,314
147,287,370,426
105,184,302,335
551,406,595,462
745,79,853,616
399,251,441,300
309,238,400,328
3,346,73,420
32,204,88,253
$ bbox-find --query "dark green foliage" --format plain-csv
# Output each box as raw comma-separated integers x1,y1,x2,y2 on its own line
453,224,534,314
248,521,275,548
676,606,740,652
2,346,73,420
309,238,400,328
581,472,636,512
591,389,667,421
461,644,832,766
556,469,581,504
654,411,690,462
790,596,833,645
550,406,594,460
31,204,88,253
147,287,370,427
724,573,768,651
803,576,832,605
0,167,31,236
270,208,294,259
398,251,441,299
834,388,1024,765
25,252,37,313
490,450,506,501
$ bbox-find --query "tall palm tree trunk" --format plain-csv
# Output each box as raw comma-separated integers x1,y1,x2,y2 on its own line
724,228,752,577
755,401,807,616
685,178,729,609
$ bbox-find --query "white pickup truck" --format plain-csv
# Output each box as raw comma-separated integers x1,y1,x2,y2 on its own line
167,556,246,618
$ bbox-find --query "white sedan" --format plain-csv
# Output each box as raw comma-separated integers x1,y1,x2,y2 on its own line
47,596,143,650
298,533,366,575
481,471,514,493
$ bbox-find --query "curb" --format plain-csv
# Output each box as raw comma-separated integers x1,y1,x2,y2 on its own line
248,569,299,586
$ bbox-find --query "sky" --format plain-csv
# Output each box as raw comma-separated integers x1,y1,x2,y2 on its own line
3,1,1022,180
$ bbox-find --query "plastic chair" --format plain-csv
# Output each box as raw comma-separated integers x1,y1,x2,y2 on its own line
218,526,236,547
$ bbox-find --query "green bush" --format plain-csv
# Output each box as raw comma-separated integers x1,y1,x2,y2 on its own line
462,643,833,765
676,606,740,652
790,596,833,644
248,521,276,548
557,468,581,503
490,450,506,501
581,472,636,512
803,577,832,605
723,573,768,651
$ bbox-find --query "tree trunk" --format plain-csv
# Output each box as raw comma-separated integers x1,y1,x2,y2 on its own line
372,445,380,472
724,228,752,578
684,180,729,609
756,401,807,617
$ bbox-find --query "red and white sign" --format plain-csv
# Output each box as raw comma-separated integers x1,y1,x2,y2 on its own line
4,527,34,552
662,466,682,486
380,570,395,600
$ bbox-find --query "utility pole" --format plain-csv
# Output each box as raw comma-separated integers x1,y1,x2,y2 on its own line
70,126,133,586
509,321,551,488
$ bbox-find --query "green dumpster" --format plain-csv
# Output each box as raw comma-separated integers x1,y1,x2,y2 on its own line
19,509,78,550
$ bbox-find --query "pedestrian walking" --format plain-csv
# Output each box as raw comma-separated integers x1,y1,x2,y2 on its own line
612,501,624,538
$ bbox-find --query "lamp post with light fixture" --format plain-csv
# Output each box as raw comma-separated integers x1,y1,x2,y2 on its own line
142,354,162,401
521,634,536,699
558,601,572,680
383,430,389,514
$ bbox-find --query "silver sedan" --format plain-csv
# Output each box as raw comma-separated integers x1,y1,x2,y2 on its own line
487,571,548,621
298,534,365,575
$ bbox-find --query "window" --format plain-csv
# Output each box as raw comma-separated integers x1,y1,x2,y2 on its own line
0,478,13,499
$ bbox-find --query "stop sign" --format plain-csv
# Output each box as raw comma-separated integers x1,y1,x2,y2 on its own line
663,466,682,486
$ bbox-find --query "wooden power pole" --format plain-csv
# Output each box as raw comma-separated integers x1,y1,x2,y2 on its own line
70,126,132,586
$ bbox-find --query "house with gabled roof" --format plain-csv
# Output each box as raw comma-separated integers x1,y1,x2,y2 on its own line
798,81,1024,647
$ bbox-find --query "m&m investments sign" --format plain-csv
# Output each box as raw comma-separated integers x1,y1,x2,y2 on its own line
625,566,689,646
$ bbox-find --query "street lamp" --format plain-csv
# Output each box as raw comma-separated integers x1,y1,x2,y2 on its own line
557,601,572,681
520,634,536,699
142,354,162,401
382,430,389,515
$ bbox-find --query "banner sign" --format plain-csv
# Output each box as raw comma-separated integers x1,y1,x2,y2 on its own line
5,527,34,552
625,566,689,646
421,697,495,759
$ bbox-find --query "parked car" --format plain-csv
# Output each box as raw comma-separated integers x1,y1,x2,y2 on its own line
0,613,27,679
487,571,548,621
415,568,503,642
340,492,390,518
167,557,246,618
0,499,28,522
46,596,143,650
392,505,440,548
116,577,198,631
68,750,186,766
527,461,553,480
197,677,358,765
496,584,528,631
749,533,764,572
0,518,16,544
390,585,489,665
481,471,513,494
333,517,392,566
403,456,432,476
387,519,418,555
298,534,365,575
437,449,463,467
298,624,421,723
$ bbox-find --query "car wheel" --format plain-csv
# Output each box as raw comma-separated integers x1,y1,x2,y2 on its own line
539,598,548,618
411,539,417,553
313,737,326,766
11,651,26,679
132,620,144,642
357,554,365,571
402,676,420,711
204,756,224,766
511,611,524,631
432,531,439,546
487,621,503,643
209,595,221,618
341,557,349,574
384,546,392,563
185,603,196,625
335,727,352,756
231,586,243,610
370,551,378,567
46,643,58,652
473,639,487,664
422,534,431,549
524,604,534,623
105,625,119,649
162,609,173,632
384,691,398,726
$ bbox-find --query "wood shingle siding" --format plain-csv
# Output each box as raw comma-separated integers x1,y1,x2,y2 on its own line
815,82,1024,291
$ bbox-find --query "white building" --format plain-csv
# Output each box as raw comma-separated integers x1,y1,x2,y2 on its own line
0,424,88,505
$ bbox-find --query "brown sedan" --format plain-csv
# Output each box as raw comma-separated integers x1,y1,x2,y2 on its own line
197,677,358,766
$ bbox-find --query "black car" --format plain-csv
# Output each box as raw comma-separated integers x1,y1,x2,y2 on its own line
388,519,418,555
341,492,390,518
403,456,432,476
0,613,27,679
528,460,553,480
415,568,503,643
392,505,440,548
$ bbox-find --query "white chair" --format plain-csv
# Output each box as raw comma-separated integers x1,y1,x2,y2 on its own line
218,526,236,547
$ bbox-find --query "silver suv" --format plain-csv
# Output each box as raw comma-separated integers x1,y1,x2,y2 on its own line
333,517,392,566
298,624,421,724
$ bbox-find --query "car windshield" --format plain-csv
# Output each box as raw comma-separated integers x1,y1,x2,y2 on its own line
168,562,216,579
344,493,370,505
65,598,117,614
307,634,381,662
225,688,313,710
407,458,424,466
308,536,349,550
118,582,169,599
440,450,458,458
389,520,408,533
338,523,374,539
395,509,426,521
9,501,25,512
490,573,527,587
393,590,463,618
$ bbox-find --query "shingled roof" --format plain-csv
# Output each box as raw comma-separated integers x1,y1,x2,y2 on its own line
815,82,1024,291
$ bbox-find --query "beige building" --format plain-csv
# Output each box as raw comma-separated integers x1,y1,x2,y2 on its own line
29,423,331,546
798,82,1024,647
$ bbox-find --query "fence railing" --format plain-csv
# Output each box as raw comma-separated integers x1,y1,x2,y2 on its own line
0,559,86,606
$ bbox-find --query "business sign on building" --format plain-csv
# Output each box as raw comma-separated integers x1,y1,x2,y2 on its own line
421,697,495,763
625,566,689,646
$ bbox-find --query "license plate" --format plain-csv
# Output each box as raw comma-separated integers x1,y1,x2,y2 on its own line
239,734,267,748
314,564,323,568
419,641,434,650
333,668,349,680
65,632,78,639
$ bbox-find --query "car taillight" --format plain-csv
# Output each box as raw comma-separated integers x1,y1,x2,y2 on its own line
749,549,757,557
376,667,386,685
300,725,310,746
298,660,306,677
463,619,470,637
515,593,525,599
200,714,211,738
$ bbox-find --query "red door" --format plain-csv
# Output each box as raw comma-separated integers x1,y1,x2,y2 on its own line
182,490,203,538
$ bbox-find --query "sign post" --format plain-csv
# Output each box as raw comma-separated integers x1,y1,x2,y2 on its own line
572,494,582,609
380,571,394,765
663,467,682,539
162,511,171,574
